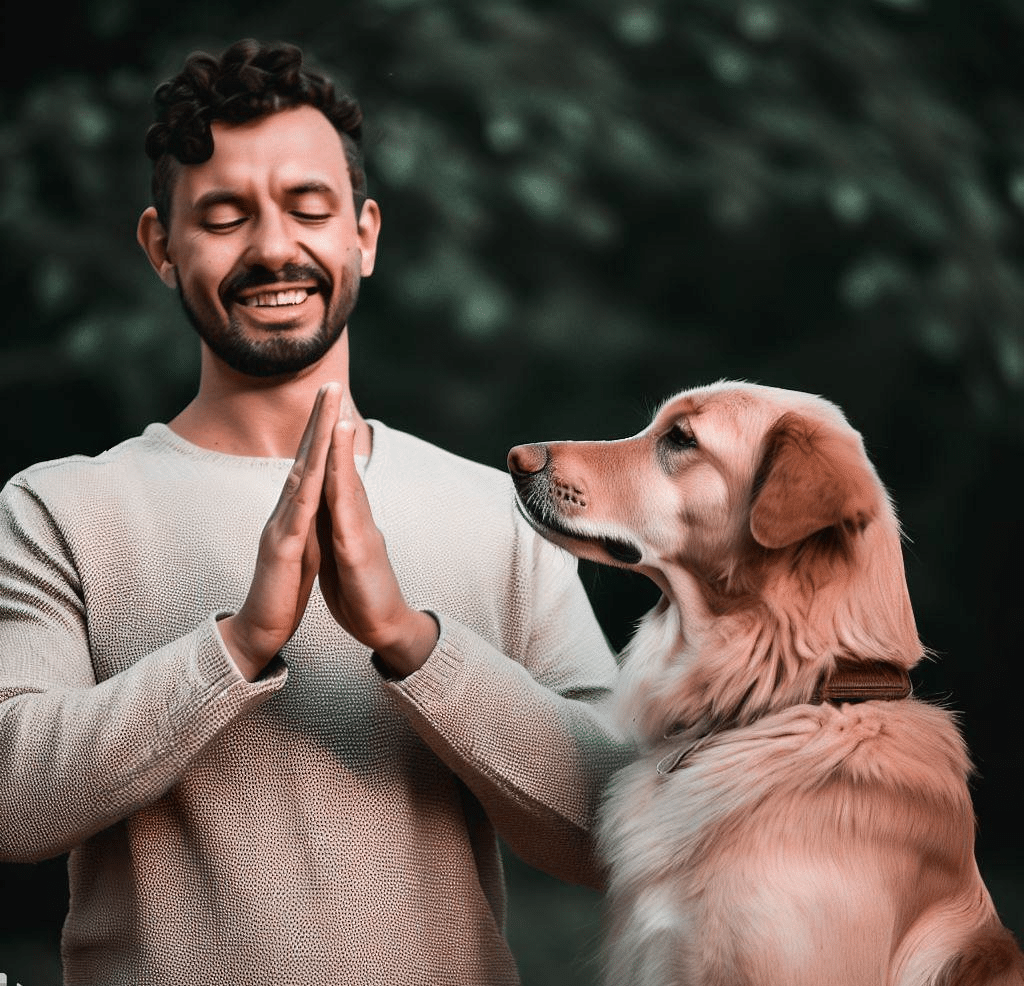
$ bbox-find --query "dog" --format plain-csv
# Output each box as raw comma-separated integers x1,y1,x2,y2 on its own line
508,381,1023,986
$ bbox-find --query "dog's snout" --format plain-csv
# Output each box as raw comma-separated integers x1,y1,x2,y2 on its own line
508,443,549,477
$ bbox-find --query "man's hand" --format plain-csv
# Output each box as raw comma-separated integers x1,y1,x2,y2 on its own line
219,384,342,681
317,405,439,678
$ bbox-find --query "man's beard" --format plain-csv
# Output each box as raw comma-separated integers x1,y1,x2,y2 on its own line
178,263,359,378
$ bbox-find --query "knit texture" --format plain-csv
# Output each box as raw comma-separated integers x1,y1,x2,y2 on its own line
0,419,628,985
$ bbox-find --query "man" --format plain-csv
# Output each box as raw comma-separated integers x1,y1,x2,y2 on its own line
0,40,627,985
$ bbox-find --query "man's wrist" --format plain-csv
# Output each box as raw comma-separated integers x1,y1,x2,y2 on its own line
373,610,439,679
217,613,269,683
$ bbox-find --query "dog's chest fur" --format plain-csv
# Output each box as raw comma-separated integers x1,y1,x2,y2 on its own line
598,677,975,983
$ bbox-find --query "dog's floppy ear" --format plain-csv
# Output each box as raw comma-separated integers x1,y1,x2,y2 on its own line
750,411,880,550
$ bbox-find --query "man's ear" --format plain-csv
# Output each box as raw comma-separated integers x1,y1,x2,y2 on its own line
356,198,382,277
137,207,178,289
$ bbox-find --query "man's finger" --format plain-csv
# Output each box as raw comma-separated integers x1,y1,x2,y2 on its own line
324,415,376,543
302,383,343,487
280,383,342,512
294,384,327,470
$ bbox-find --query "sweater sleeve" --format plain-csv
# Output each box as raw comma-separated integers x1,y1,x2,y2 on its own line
381,527,634,890
0,478,285,863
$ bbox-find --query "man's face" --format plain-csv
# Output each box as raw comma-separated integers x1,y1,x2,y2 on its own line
158,105,379,377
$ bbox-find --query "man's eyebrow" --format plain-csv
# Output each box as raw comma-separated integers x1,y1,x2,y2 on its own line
192,183,338,210
193,189,247,212
286,181,339,197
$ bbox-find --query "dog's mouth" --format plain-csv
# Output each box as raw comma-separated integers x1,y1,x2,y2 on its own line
513,496,643,566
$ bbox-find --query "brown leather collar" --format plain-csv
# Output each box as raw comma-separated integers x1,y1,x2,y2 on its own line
656,658,912,775
812,657,912,705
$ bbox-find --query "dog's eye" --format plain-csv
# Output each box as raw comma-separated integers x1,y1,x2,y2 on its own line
664,424,698,450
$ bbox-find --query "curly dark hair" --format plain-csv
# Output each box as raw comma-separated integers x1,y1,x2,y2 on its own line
145,39,367,227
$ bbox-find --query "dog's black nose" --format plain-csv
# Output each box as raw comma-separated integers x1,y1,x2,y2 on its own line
508,443,549,476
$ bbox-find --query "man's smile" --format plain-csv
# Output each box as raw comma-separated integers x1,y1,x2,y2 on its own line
223,265,330,317
225,277,327,324
238,286,319,308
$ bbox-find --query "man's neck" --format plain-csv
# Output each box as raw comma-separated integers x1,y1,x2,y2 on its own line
168,343,372,459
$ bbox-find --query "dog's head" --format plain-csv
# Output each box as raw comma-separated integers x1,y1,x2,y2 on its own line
510,381,922,730
510,382,876,583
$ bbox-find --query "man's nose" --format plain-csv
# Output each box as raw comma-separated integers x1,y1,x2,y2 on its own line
244,211,301,271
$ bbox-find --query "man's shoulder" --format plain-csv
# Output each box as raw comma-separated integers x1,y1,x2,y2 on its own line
370,420,509,490
5,426,173,501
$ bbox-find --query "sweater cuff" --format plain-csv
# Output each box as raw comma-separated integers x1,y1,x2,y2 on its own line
206,611,288,691
183,613,288,718
378,612,468,706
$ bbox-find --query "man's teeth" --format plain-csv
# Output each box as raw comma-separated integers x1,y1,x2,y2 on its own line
243,289,310,307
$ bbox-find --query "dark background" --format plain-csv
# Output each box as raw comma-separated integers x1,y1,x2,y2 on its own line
1,0,1022,982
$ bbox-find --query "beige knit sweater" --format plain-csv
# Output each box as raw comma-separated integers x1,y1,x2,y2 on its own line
0,419,627,985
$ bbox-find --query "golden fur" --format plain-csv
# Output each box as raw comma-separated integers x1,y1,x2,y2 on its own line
508,381,1023,986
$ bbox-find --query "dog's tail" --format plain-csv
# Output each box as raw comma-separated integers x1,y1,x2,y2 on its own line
931,919,1024,986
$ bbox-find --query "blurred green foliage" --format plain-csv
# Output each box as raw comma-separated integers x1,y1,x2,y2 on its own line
2,0,1023,981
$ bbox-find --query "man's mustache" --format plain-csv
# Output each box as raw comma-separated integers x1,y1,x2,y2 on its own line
223,263,331,298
